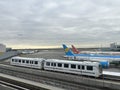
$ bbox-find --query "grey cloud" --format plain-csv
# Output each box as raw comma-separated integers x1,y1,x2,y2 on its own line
0,0,120,48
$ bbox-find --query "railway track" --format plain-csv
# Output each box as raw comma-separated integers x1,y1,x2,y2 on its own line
0,77,48,90
102,74,120,82
1,62,120,82
1,63,120,82
0,79,29,90
0,64,119,90
0,66,102,90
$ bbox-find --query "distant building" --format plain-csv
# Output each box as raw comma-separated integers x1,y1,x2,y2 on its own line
6,48,12,52
110,42,120,51
0,44,6,52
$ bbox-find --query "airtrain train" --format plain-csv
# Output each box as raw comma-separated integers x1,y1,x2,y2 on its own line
11,56,103,77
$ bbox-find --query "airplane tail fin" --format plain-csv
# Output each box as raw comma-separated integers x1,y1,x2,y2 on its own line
71,45,80,54
62,44,74,56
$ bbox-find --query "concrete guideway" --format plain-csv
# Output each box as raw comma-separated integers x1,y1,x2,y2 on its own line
103,71,120,77
0,79,29,90
0,63,120,90
0,83,16,90
0,73,65,90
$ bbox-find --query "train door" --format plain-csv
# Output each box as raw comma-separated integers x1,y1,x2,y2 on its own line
81,65,85,75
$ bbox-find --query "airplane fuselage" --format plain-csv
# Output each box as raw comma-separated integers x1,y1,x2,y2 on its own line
66,53,120,62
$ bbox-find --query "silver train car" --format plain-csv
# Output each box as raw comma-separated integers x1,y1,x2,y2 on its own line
44,59,102,77
11,57,102,77
11,56,45,69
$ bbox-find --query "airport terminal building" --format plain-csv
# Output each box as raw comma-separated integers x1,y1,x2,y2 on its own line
0,44,6,52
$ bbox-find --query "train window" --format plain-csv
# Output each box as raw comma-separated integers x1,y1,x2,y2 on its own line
30,61,33,64
12,59,14,62
26,60,29,63
35,61,38,64
71,64,76,69
87,66,93,71
58,63,62,67
22,60,25,63
64,64,69,68
51,63,53,66
46,62,50,66
19,60,21,63
82,65,84,70
54,63,56,66
78,65,81,69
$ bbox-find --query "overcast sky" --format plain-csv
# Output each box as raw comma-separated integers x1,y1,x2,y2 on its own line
0,0,120,49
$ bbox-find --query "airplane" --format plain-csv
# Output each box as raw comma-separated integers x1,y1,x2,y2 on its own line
71,45,120,55
71,45,80,54
21,50,35,54
62,44,120,68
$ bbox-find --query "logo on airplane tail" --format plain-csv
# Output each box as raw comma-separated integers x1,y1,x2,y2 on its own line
71,45,80,54
65,48,69,53
62,44,74,56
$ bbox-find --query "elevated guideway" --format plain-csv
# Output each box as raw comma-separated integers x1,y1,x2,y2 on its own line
102,70,120,82
0,73,64,90
0,64,119,90
103,71,120,77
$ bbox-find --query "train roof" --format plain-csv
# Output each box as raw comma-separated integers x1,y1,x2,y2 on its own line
11,56,44,61
46,59,99,66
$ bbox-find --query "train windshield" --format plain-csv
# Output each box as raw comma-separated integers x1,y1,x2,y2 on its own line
99,64,102,73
